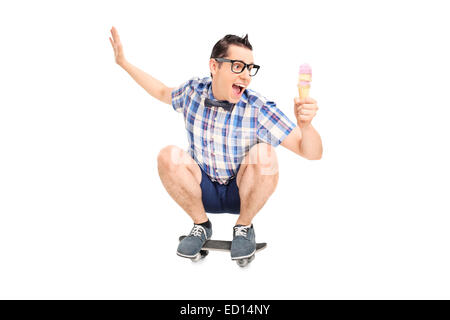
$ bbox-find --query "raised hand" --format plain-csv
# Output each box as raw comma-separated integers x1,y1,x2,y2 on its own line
109,26,126,66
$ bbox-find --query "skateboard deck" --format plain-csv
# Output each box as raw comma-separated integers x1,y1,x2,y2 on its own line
178,236,267,252
178,235,267,267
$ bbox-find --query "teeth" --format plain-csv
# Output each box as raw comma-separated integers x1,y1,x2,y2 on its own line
235,84,245,88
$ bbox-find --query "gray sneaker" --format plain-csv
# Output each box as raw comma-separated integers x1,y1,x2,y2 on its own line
177,224,212,259
230,224,256,260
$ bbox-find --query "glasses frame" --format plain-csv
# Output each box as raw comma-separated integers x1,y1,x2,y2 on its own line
214,58,260,76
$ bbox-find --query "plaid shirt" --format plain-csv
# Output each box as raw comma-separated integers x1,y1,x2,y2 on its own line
171,77,296,185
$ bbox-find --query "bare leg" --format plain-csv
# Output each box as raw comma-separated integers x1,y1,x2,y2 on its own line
157,145,208,224
235,143,279,226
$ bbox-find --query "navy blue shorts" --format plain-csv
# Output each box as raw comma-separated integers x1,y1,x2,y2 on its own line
199,164,241,214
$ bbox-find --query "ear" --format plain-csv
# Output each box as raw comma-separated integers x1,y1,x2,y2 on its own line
209,58,219,77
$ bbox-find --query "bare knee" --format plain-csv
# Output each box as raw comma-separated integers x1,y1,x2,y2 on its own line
157,145,202,184
157,145,183,171
237,143,279,188
247,143,279,176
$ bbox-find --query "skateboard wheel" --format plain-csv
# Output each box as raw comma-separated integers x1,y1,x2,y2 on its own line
236,259,249,268
200,250,209,258
191,253,202,262
190,250,209,262
236,255,255,268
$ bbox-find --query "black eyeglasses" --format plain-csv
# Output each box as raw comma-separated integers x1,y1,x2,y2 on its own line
214,58,260,76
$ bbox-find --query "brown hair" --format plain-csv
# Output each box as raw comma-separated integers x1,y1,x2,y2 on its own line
210,34,253,78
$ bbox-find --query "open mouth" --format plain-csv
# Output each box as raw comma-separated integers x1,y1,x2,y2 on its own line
232,84,245,97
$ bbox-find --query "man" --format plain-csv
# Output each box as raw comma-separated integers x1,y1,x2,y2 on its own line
109,27,322,262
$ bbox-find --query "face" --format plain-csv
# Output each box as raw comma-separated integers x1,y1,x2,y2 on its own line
209,45,255,103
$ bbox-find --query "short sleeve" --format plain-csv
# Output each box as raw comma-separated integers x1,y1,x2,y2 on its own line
171,77,200,113
257,100,297,147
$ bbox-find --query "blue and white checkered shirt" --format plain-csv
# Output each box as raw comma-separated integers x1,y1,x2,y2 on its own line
171,77,296,185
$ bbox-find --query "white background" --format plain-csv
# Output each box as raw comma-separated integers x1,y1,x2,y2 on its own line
1,0,449,299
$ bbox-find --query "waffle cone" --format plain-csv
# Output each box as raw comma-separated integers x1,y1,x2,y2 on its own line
298,85,310,99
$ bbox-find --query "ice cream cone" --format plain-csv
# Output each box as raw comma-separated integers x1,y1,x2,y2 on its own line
298,64,312,99
298,85,310,99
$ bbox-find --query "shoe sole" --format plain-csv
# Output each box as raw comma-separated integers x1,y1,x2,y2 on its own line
176,252,199,259
231,249,256,260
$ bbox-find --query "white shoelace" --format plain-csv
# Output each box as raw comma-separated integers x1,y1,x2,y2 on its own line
234,225,250,237
190,225,206,237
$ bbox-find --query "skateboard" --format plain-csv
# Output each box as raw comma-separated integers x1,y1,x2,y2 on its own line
178,235,267,267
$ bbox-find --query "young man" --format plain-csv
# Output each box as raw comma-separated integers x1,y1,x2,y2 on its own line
109,27,322,262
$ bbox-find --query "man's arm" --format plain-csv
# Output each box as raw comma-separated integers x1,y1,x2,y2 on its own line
281,96,322,159
281,124,322,160
109,26,173,105
120,61,173,105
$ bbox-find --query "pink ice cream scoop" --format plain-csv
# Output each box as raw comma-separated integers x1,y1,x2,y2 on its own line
299,63,312,76
298,63,312,98
298,63,312,83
